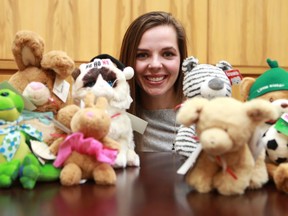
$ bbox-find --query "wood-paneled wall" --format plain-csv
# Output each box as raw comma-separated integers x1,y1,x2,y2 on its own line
0,0,287,100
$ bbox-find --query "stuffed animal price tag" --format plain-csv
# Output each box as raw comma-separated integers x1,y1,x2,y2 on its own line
274,113,288,136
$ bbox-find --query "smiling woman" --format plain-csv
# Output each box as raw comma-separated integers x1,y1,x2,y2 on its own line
119,11,188,152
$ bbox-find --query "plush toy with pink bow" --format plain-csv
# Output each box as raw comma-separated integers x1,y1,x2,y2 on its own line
50,92,120,186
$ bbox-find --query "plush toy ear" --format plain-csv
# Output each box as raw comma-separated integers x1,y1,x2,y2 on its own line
176,97,208,127
216,60,233,71
94,96,109,110
245,99,278,123
12,30,44,71
240,77,255,101
41,50,75,79
123,66,134,80
181,56,199,75
84,92,96,108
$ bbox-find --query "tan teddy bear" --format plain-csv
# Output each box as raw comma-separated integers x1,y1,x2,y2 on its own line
50,93,120,186
176,97,278,195
240,58,288,193
8,30,75,145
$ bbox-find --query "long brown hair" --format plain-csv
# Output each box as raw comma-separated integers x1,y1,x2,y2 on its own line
119,11,188,115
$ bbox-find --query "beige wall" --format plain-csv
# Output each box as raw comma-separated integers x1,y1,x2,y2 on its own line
1,0,287,99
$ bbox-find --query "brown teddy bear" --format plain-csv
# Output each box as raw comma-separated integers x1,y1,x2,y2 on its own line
176,97,278,195
50,93,120,186
240,58,288,193
8,30,75,145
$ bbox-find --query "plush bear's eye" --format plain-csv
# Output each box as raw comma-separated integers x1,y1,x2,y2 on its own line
0,91,9,97
269,97,274,103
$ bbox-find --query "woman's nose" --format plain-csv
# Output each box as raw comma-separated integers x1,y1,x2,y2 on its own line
148,56,163,69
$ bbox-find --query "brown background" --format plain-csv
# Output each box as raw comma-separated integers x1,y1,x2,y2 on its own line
1,0,287,100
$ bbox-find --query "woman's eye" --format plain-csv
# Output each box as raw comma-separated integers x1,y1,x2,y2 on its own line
136,53,148,59
163,51,175,58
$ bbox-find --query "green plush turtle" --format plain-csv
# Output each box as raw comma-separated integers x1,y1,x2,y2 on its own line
0,89,60,189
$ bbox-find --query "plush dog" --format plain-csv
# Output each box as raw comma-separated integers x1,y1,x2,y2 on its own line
72,54,139,168
176,97,278,195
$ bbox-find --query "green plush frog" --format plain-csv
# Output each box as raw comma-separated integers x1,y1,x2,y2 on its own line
0,89,60,189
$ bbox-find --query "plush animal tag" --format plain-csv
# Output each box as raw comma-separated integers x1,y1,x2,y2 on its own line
31,140,56,164
85,58,113,71
177,144,202,175
275,113,288,136
224,69,242,85
127,113,148,134
53,76,70,103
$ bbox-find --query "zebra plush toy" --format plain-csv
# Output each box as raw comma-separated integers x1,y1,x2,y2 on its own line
174,56,239,157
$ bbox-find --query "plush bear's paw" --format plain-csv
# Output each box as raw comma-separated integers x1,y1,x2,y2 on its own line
20,154,41,189
126,150,140,167
93,164,116,185
60,163,82,186
274,163,288,193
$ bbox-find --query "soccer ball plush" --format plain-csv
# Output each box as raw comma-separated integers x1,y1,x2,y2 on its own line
264,126,288,164
261,99,288,164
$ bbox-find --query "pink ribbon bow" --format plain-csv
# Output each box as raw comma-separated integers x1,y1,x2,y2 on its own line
53,132,118,167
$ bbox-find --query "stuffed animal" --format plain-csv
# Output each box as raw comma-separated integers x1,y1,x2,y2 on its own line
240,58,288,193
8,30,75,145
261,99,288,164
174,56,242,157
50,93,120,186
0,88,60,189
176,97,278,195
72,54,139,168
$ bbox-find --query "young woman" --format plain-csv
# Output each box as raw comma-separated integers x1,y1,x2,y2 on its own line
119,11,188,152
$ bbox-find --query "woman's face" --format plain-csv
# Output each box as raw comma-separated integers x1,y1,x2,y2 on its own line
135,25,180,97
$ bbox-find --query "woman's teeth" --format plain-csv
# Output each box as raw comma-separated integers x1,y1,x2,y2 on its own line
147,76,164,82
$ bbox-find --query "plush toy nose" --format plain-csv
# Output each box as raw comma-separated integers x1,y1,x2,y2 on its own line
208,78,224,90
86,111,94,118
29,82,45,90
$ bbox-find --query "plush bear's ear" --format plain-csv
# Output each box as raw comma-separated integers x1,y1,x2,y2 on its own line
181,56,199,75
41,51,75,79
216,60,233,71
12,30,44,71
240,77,255,101
176,97,208,127
245,99,278,124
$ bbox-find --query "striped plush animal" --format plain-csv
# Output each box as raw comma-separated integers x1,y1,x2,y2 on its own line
174,56,237,157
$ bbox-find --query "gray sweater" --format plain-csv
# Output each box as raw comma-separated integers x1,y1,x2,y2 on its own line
134,109,179,152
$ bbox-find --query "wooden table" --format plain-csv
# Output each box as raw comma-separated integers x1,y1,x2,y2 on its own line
1,152,288,216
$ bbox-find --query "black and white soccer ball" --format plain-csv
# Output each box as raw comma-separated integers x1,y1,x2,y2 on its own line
263,125,288,164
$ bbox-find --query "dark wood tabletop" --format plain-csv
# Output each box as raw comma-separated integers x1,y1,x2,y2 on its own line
1,152,288,216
